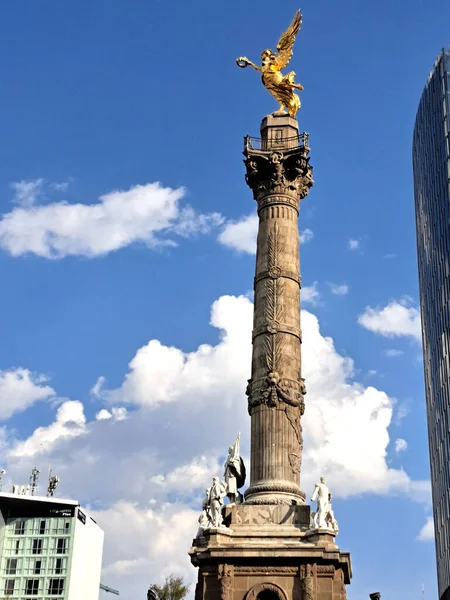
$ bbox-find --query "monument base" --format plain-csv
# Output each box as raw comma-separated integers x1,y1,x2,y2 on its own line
189,504,351,600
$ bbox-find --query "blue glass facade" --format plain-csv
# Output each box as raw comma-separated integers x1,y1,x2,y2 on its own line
413,49,450,600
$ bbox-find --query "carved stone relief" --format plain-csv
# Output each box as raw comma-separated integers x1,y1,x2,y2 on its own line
339,569,347,600
244,149,313,202
235,566,298,575
248,222,306,415
316,565,335,575
232,505,274,525
218,565,233,600
300,564,316,577
245,583,288,600
300,564,315,600
302,577,314,600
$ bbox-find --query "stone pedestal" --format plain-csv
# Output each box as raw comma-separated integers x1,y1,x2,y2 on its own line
189,504,351,600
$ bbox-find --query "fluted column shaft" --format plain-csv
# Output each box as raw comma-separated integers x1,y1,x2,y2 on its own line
244,114,313,504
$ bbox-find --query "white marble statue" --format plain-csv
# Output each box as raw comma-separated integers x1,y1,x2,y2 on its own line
223,433,245,504
208,477,227,528
197,487,212,536
325,492,339,533
311,476,331,529
310,477,339,533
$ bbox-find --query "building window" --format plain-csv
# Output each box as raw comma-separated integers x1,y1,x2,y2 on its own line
48,578,65,595
56,538,66,554
5,558,17,574
39,520,46,535
14,520,25,535
34,559,42,574
15,540,20,554
32,538,43,555
55,557,63,574
4,580,15,596
25,579,39,595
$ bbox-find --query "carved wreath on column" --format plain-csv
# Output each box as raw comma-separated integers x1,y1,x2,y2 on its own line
247,372,305,413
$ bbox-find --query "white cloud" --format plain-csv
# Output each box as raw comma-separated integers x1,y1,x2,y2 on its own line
299,311,426,498
91,376,105,398
95,295,253,408
384,349,404,358
327,283,349,296
92,502,198,598
395,438,408,454
11,178,44,207
384,253,397,259
358,299,422,341
111,407,128,421
0,182,223,259
348,239,360,250
299,228,314,244
9,400,86,457
95,407,128,421
0,368,55,421
150,456,219,492
96,409,112,421
50,179,73,193
302,282,320,305
394,403,409,425
218,212,313,255
367,370,377,377
218,213,258,254
416,516,434,541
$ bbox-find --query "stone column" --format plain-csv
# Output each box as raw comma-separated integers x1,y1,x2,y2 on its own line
244,114,313,505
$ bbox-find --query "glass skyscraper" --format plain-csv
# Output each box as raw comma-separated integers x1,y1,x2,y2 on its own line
413,48,450,600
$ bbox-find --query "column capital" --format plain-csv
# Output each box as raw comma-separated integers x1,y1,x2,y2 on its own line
243,139,313,204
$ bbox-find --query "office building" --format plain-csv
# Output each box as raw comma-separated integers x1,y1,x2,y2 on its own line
413,48,450,600
0,490,104,599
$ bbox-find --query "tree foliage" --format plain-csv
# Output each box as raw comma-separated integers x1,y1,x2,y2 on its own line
150,575,189,600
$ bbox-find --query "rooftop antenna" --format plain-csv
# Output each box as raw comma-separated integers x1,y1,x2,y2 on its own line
422,584,425,600
30,467,40,496
0,469,5,492
47,469,59,497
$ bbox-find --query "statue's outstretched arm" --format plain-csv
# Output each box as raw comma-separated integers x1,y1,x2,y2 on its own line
236,57,261,72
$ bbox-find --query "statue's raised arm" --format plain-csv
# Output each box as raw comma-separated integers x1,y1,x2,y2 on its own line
236,9,304,118
236,57,261,71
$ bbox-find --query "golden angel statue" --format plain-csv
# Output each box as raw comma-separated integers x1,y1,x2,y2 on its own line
236,9,304,118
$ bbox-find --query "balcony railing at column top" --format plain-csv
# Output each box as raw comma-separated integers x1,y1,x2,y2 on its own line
244,133,309,152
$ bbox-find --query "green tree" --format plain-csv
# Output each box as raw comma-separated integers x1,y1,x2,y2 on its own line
150,575,189,600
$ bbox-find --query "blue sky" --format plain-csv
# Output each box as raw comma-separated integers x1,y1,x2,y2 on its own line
0,0,448,598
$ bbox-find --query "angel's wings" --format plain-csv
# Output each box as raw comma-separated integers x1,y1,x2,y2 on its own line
275,9,302,70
